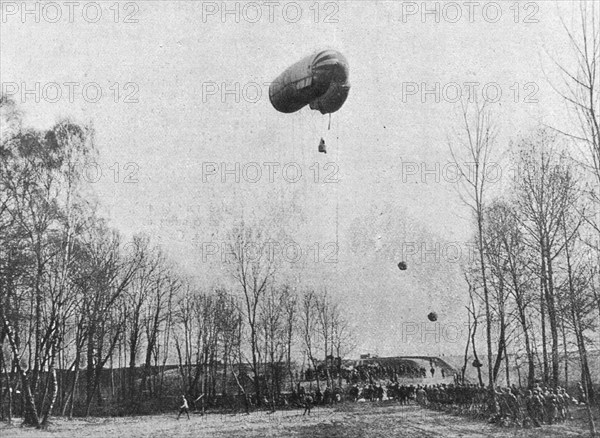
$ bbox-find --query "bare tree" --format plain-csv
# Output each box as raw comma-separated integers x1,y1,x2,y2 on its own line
463,269,484,386
226,222,277,406
330,304,355,387
123,236,162,405
258,284,292,410
300,289,321,390
483,201,513,385
0,109,97,426
486,199,536,387
81,229,144,415
514,129,580,388
552,2,600,189
141,266,180,397
449,99,498,406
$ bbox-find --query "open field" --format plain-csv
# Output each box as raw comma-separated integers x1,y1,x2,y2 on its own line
1,403,596,438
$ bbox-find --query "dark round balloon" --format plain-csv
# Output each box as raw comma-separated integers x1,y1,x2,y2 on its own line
397,261,407,271
427,312,438,322
269,49,350,115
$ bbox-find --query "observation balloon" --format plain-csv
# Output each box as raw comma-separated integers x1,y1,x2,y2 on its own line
269,49,350,115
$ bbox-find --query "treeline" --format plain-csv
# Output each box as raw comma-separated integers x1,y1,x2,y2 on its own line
457,126,599,395
451,4,600,419
0,96,353,427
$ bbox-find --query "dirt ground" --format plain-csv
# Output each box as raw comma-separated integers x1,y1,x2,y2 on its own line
1,403,597,438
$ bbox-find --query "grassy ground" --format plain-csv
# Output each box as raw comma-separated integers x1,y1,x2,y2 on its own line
1,402,597,438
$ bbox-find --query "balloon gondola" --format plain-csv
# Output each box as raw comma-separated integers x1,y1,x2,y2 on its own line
318,138,327,154
269,49,350,153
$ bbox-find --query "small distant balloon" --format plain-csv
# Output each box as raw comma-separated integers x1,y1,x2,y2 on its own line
397,261,407,271
427,312,438,322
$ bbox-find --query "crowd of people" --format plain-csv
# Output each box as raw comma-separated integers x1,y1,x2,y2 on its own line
177,364,588,431
293,382,419,408
342,363,430,383
305,361,446,384
291,379,586,428
417,382,585,427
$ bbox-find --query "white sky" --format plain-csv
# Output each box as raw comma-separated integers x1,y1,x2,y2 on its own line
0,0,587,357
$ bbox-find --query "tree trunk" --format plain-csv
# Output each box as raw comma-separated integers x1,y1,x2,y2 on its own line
2,320,40,427
503,341,510,386
128,326,138,404
31,258,44,401
41,342,58,427
476,207,495,410
471,316,483,386
250,326,261,406
222,344,229,397
66,367,79,419
560,317,568,388
563,219,596,415
1,348,13,425
85,329,95,416
515,302,535,388
0,343,5,422
491,315,505,383
461,310,471,385
519,308,535,388
539,255,549,385
544,243,559,388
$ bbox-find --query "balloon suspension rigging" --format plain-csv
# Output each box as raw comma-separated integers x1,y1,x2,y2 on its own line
268,49,350,154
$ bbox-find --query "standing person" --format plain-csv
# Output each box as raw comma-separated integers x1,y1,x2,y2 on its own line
177,394,190,420
532,390,545,425
349,384,359,402
298,383,306,400
315,386,323,404
560,388,573,420
324,386,332,405
303,394,314,415
503,387,520,424
547,394,558,425
416,385,427,406
525,390,541,428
